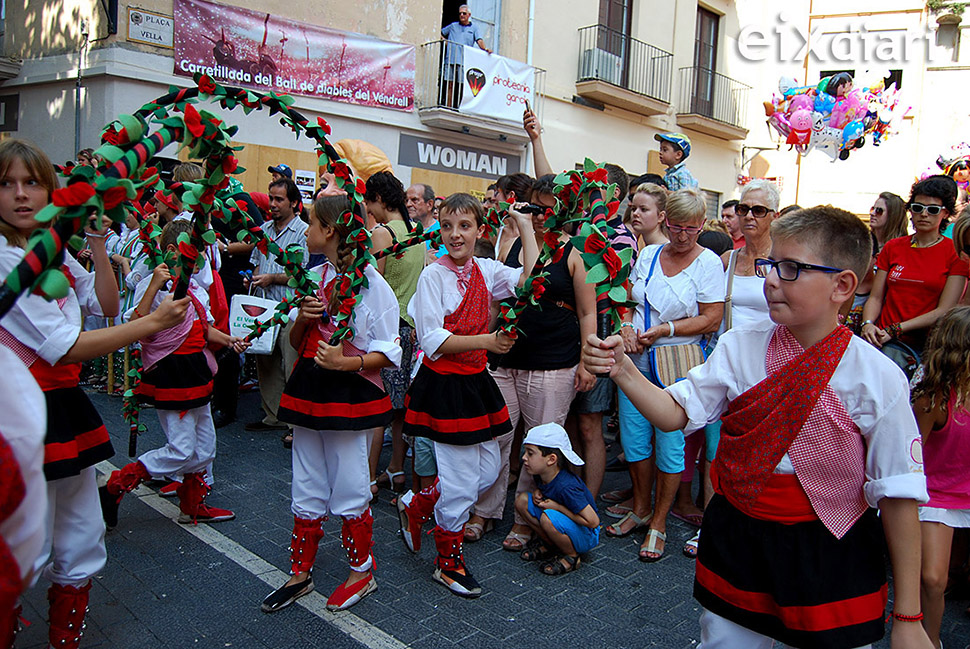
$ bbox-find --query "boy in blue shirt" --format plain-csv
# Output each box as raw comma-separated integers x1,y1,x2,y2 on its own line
655,132,699,191
514,423,600,575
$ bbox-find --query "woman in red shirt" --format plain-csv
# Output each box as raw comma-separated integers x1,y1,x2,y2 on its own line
862,176,968,353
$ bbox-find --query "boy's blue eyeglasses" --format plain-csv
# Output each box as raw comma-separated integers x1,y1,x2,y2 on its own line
754,258,844,281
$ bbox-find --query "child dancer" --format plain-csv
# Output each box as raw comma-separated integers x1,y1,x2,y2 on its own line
398,193,538,598
260,195,401,613
515,423,599,575
911,306,970,649
99,219,246,527
0,138,188,649
585,206,932,649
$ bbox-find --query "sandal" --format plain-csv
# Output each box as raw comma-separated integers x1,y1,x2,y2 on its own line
464,518,494,543
603,502,633,519
671,510,704,527
683,531,700,559
375,469,406,494
519,538,554,562
540,554,580,575
604,511,649,538
281,431,293,449
639,528,666,562
502,530,532,552
601,488,633,504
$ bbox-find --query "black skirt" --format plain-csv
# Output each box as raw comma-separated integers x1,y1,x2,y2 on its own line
403,364,511,446
694,494,888,649
278,357,393,431
43,387,114,481
137,352,213,411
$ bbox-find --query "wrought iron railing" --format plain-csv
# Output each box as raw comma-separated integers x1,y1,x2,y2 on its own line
677,66,750,128
575,24,672,104
416,40,544,116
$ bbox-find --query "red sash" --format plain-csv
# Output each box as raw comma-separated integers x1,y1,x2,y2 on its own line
713,325,853,514
423,261,489,374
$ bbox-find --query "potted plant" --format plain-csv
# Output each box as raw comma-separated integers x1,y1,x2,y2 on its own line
928,0,966,24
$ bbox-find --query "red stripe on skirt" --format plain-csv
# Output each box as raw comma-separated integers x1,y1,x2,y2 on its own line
404,400,509,434
279,393,391,418
136,381,213,402
44,425,110,463
694,561,888,632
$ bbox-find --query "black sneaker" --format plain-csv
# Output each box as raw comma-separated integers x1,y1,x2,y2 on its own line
260,575,313,613
432,566,482,598
98,479,120,530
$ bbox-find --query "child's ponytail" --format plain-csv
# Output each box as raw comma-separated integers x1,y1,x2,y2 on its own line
310,194,356,314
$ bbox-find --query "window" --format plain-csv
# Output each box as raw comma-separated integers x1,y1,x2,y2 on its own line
441,0,501,54
702,189,721,222
689,7,720,116
884,69,902,89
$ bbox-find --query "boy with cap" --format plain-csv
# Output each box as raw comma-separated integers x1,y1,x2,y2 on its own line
514,423,600,575
655,132,699,191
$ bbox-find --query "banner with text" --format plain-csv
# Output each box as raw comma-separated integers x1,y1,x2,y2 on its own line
174,0,414,111
459,46,535,122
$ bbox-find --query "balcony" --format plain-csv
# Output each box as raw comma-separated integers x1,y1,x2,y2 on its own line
574,24,672,117
675,66,750,141
416,40,544,145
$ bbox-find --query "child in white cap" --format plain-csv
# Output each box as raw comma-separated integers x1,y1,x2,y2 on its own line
514,423,600,575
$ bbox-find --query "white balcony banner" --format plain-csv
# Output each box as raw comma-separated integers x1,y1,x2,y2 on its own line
458,46,535,122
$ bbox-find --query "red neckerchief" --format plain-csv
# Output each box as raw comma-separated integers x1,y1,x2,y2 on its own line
713,325,853,516
436,255,475,295
438,260,489,370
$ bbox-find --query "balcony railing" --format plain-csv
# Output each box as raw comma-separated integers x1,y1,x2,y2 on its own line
677,66,750,129
416,40,544,117
576,24,672,104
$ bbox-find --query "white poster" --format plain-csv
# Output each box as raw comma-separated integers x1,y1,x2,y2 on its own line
294,169,315,203
459,46,535,123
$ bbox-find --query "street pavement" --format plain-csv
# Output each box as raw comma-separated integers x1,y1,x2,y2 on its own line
15,389,970,649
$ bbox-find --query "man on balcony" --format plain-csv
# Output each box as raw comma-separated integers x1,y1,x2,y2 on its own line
441,4,491,109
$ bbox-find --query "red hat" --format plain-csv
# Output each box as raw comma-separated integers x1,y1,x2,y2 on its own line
153,188,179,212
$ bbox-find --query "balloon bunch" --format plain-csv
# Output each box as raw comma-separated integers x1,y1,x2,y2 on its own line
922,143,970,190
765,73,907,161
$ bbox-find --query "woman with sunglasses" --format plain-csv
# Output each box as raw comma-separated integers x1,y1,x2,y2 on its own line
609,188,724,562
868,191,908,253
862,176,968,354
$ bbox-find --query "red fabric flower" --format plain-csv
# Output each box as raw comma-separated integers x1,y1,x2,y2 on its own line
178,240,199,260
52,182,96,207
317,117,332,135
584,168,609,184
339,297,356,316
551,246,564,264
222,157,238,174
182,104,205,138
102,125,125,146
543,231,560,250
339,276,352,294
331,162,351,181
102,186,128,211
198,75,217,95
354,178,366,196
584,233,607,254
531,281,546,300
141,166,158,180
602,248,623,279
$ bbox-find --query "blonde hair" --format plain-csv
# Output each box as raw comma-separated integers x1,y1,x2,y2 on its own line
174,162,204,183
311,195,357,313
913,306,970,412
0,139,58,247
703,218,729,235
665,188,707,224
632,183,667,212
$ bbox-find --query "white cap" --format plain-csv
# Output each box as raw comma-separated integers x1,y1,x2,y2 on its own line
523,423,584,466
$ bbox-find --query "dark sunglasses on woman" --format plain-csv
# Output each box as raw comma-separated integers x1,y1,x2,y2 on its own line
735,204,774,218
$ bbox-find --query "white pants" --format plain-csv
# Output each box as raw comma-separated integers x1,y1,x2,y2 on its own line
139,405,216,478
434,440,501,532
291,427,371,520
699,609,872,649
33,467,107,586
472,430,513,520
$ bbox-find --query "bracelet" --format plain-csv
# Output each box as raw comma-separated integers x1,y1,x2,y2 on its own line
620,322,634,329
356,355,365,373
886,322,902,338
85,232,107,239
861,320,873,327
890,611,923,623
133,307,144,319
666,320,675,337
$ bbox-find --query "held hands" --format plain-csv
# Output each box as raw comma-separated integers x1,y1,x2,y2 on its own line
299,295,326,321
228,336,251,355
620,325,643,354
485,331,515,354
151,295,190,328
582,333,628,379
861,322,890,348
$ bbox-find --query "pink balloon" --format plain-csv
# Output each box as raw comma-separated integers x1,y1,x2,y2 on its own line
788,94,813,115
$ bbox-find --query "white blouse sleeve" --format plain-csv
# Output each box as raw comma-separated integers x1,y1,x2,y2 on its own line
360,269,403,368
695,250,727,303
409,267,452,360
475,257,521,301
63,254,104,318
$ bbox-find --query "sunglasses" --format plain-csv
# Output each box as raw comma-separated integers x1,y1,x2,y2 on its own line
870,207,884,216
754,258,844,281
666,223,703,235
735,204,774,218
909,203,944,216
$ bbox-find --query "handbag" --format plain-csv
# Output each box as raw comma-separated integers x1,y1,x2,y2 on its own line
228,287,280,355
642,245,707,388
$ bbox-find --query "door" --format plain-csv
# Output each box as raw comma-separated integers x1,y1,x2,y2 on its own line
598,0,632,85
691,7,719,117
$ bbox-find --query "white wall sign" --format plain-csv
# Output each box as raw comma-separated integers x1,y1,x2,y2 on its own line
459,46,535,123
127,7,174,49
294,169,316,203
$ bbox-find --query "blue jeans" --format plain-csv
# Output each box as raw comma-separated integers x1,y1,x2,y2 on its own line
527,497,599,554
617,352,686,472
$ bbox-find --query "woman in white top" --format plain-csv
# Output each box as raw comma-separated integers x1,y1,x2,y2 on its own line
611,189,725,562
